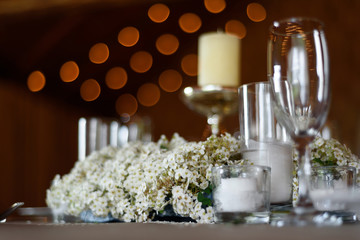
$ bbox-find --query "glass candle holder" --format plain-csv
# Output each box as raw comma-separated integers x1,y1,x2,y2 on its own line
311,166,356,211
310,165,358,223
211,165,271,224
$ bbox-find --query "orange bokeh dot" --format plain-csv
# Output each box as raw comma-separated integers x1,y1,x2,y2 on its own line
89,43,109,64
60,61,79,82
158,69,182,93
155,34,179,55
116,93,138,116
181,54,198,76
27,70,46,92
137,83,160,107
247,3,266,22
130,51,153,73
225,20,247,39
80,79,101,101
118,26,139,47
178,13,202,33
204,0,226,14
105,67,127,90
148,3,170,23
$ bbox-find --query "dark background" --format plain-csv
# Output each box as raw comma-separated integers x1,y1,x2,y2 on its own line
0,0,359,210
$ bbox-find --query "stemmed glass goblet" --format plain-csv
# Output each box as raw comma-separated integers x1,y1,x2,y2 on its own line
182,86,238,138
268,18,332,225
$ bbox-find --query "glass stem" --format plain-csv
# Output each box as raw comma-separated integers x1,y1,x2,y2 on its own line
208,114,221,136
295,137,314,211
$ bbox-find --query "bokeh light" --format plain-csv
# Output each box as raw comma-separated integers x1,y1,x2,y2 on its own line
27,70,46,92
148,3,170,23
118,26,139,47
89,43,109,64
179,13,202,33
137,83,160,107
181,54,198,76
105,67,127,90
116,93,138,116
130,51,153,73
247,3,266,22
158,69,183,92
60,61,79,82
204,0,226,14
155,34,179,55
225,20,247,39
80,79,101,101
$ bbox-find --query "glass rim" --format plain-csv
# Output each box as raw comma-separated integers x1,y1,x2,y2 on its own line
238,81,271,94
312,165,357,171
269,17,325,36
238,81,270,90
211,164,271,173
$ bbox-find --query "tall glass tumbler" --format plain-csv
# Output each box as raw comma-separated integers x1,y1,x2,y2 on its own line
238,82,293,205
78,116,152,161
78,117,120,161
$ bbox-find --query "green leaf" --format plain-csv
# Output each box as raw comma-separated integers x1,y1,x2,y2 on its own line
197,193,205,201
160,145,168,150
204,184,213,194
313,158,325,166
197,184,213,207
313,157,337,167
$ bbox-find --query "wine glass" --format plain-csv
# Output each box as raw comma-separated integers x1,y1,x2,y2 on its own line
268,18,333,225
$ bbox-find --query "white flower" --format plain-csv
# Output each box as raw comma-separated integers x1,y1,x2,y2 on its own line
172,186,185,198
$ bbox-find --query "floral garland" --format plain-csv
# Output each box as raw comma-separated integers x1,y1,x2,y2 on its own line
46,134,360,223
46,133,244,223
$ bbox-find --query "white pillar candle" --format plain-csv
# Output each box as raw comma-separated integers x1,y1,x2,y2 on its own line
198,32,241,87
242,142,293,203
214,178,262,212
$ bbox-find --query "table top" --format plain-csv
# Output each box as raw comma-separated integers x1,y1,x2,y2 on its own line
1,221,359,240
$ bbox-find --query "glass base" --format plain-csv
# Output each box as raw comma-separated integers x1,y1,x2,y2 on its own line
270,203,292,223
215,211,270,224
270,207,343,227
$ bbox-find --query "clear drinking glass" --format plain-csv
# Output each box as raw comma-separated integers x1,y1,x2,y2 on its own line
212,165,271,224
311,166,356,211
268,18,332,225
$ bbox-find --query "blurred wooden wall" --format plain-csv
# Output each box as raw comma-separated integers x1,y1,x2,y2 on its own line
0,81,82,209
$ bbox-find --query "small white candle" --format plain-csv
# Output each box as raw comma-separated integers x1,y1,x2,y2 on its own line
242,142,293,204
310,189,347,211
214,178,262,212
198,32,241,87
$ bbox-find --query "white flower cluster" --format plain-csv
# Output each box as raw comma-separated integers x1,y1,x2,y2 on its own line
46,133,243,223
311,137,360,173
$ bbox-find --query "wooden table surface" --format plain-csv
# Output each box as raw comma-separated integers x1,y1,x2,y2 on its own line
1,221,359,240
